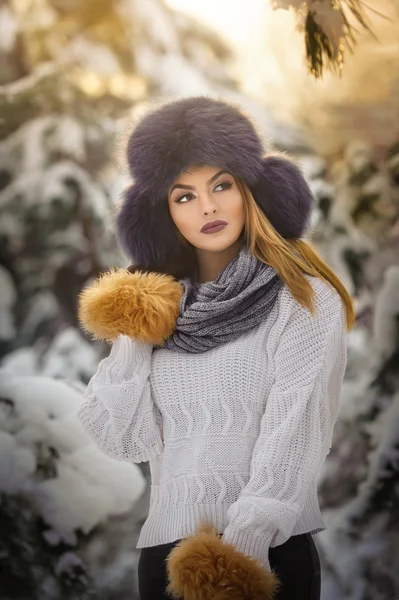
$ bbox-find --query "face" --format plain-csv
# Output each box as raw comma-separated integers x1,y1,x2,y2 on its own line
168,165,245,252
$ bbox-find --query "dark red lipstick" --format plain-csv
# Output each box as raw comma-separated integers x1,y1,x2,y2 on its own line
200,220,228,234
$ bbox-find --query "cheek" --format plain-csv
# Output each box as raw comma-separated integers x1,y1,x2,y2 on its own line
227,191,245,223
169,203,193,235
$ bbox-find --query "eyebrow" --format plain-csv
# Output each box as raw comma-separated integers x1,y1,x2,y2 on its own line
170,170,230,194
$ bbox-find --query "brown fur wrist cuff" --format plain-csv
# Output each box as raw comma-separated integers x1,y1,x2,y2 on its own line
78,269,182,344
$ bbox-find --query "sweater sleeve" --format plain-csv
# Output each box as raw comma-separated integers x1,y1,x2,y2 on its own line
77,335,164,463
221,278,348,569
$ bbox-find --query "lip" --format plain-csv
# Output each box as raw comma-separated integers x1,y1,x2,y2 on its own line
200,220,228,233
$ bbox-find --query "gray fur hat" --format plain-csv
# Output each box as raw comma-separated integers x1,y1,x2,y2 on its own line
117,97,313,271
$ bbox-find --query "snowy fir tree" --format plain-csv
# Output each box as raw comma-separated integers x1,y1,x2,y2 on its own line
302,142,399,600
0,1,399,599
0,1,241,598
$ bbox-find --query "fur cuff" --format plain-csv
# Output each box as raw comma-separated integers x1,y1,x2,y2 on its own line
166,522,279,600
78,269,183,344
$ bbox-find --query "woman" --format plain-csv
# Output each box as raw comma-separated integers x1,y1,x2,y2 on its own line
77,97,355,600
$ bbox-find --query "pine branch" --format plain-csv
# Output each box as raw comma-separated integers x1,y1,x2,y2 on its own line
272,0,383,79
0,62,135,140
0,64,71,140
306,0,375,78
305,11,343,78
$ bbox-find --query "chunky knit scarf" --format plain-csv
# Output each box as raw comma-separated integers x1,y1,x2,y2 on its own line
158,245,284,354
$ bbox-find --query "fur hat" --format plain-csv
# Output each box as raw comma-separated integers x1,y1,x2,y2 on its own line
117,96,313,269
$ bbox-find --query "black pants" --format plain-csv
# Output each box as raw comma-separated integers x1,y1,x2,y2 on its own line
138,532,321,599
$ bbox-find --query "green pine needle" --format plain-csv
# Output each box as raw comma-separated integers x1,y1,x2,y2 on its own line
304,0,379,79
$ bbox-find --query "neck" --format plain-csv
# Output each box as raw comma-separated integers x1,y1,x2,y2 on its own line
195,239,243,284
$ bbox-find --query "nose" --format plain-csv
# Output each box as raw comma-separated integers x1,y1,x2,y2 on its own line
199,191,217,216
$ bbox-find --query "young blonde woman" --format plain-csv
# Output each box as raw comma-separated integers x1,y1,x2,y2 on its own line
77,97,355,600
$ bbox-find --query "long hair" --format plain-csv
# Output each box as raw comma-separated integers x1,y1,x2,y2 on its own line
237,179,356,332
128,176,355,332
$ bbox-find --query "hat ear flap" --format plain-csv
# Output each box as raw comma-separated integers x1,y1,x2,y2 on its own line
117,184,181,268
249,155,314,239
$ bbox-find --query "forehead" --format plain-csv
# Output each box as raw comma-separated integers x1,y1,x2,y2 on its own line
173,164,225,185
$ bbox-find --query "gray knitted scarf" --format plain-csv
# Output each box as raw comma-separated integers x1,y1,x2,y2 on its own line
158,245,283,354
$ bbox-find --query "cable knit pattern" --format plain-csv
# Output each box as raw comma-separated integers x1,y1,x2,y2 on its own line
77,275,348,571
78,338,163,463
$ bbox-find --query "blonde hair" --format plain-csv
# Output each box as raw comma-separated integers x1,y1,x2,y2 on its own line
237,179,356,331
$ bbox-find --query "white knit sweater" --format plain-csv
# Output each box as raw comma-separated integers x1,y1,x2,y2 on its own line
77,275,348,570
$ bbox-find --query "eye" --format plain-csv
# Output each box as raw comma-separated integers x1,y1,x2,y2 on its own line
214,181,233,192
175,192,195,204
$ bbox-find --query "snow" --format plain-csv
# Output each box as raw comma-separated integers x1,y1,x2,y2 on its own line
308,1,345,51
0,432,36,493
22,116,59,173
319,510,390,600
34,446,144,545
1,116,91,175
1,347,39,376
349,393,399,518
0,266,16,340
135,48,214,95
54,551,86,576
345,140,374,171
270,0,305,11
0,5,18,52
51,116,87,160
298,154,326,180
40,328,100,383
0,372,146,546
0,172,38,215
66,38,121,75
373,266,399,358
271,0,345,52
0,210,24,240
19,291,59,338
1,0,398,596
33,160,109,219
128,0,181,53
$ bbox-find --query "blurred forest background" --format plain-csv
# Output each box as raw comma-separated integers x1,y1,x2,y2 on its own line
0,0,398,599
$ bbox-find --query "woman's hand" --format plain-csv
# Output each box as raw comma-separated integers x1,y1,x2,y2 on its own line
166,522,279,600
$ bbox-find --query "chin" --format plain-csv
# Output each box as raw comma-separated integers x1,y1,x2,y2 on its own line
195,236,241,252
